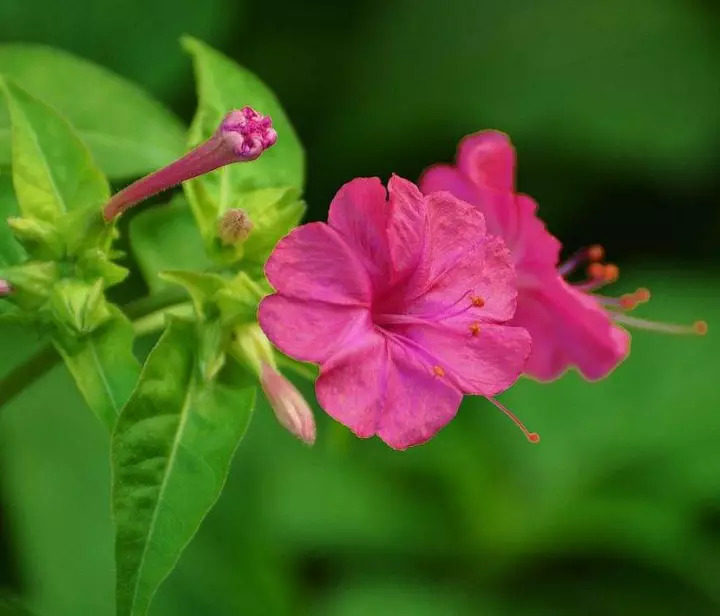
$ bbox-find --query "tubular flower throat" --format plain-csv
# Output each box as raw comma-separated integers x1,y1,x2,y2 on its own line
421,131,706,381
259,175,537,449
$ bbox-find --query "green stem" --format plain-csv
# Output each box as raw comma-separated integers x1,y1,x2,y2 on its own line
0,344,58,409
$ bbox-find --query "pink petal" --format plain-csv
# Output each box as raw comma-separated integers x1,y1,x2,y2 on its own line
456,130,515,191
315,330,388,440
315,331,463,450
420,190,486,284
419,165,479,206
327,177,391,289
259,295,372,364
377,338,463,449
513,278,630,381
407,236,519,324
394,321,531,396
510,195,562,273
265,222,372,306
386,175,427,281
421,165,522,255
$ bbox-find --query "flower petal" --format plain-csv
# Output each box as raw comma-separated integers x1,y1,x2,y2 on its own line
315,329,388,440
327,177,391,288
513,278,630,381
393,321,531,396
456,130,515,191
407,236,519,324
259,294,372,364
315,331,462,450
377,337,463,449
420,164,479,206
265,222,372,306
386,175,427,281
511,195,562,273
421,163,522,255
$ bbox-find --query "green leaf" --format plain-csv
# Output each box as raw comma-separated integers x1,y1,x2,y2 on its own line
0,77,109,221
0,44,186,178
112,318,255,616
54,307,140,430
129,198,213,295
182,37,305,238
239,187,305,265
0,172,25,266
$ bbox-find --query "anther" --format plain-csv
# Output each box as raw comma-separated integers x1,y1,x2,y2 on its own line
603,264,619,282
634,288,651,303
587,263,605,280
433,365,445,377
471,296,485,308
469,322,481,336
587,244,605,262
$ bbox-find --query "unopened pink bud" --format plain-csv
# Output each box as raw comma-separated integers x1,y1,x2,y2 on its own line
103,107,277,221
218,208,253,245
260,362,316,445
220,106,278,162
0,279,12,297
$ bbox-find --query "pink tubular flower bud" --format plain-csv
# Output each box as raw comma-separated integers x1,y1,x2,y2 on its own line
103,106,277,221
260,362,316,445
0,279,12,297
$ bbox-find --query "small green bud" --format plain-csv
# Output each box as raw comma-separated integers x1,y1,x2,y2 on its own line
217,208,253,245
50,279,111,335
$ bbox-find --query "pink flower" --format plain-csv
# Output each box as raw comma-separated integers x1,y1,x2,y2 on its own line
259,175,536,450
103,106,277,220
421,131,706,381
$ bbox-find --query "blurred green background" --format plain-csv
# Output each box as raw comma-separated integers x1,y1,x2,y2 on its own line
1,0,719,614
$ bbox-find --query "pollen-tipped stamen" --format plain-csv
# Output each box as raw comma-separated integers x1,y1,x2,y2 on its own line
596,287,652,312
558,244,605,277
487,397,540,443
613,313,708,336
573,263,620,292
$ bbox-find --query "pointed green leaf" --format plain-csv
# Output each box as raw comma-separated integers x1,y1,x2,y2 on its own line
112,318,255,616
0,78,109,221
182,37,305,237
54,308,140,430
0,44,186,178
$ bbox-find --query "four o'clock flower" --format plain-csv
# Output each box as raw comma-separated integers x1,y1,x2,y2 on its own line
420,131,707,381
103,106,277,221
259,176,536,450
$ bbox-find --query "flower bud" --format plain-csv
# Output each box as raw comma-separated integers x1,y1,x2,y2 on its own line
260,362,316,445
218,208,253,245
0,279,12,297
103,107,277,221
